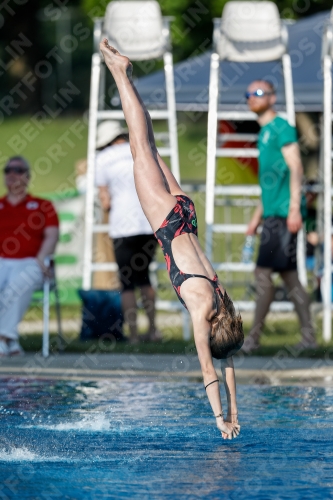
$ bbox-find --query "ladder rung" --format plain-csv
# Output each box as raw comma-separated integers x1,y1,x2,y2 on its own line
158,147,171,156
156,299,183,311
234,301,294,312
146,110,170,120
93,225,109,233
97,110,170,120
216,148,259,158
217,111,257,121
214,185,261,196
212,224,248,233
215,198,258,207
213,262,255,272
218,133,258,142
181,183,206,192
96,110,124,120
149,262,166,271
90,261,167,272
91,263,118,271
155,132,170,141
217,111,287,121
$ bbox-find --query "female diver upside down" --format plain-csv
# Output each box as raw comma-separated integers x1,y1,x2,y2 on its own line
99,39,244,440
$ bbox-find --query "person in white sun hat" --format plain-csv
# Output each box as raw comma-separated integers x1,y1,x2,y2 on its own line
95,120,160,344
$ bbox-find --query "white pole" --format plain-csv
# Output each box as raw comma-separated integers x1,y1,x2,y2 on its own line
83,53,101,290
282,53,308,286
42,278,50,358
182,310,191,341
282,54,295,127
205,53,220,260
323,52,332,342
164,51,180,184
297,228,308,287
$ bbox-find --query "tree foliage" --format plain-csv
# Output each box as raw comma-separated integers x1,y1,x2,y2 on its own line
0,0,331,115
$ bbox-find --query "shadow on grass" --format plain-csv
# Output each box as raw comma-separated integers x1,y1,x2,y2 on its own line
20,334,197,356
19,334,333,359
19,317,333,359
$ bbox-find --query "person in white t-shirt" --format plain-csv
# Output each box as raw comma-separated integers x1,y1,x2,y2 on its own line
95,120,159,344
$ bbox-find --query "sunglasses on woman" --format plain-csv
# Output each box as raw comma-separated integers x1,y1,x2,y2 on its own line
4,166,29,175
245,89,274,99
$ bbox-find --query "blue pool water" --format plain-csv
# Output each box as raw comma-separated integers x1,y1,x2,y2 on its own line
0,378,333,499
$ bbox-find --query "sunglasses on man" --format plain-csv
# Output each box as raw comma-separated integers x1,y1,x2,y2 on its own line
245,89,274,99
4,166,29,175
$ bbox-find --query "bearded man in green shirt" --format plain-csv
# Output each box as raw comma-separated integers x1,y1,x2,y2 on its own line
243,80,316,352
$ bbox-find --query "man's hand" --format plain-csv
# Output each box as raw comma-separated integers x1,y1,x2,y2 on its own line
98,186,111,211
287,208,302,234
246,219,259,236
35,227,58,277
246,202,262,236
36,257,52,278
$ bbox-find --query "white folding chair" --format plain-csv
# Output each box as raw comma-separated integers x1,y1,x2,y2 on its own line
103,1,167,60
215,1,286,63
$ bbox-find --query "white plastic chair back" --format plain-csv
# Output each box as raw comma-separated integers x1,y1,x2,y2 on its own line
104,1,166,60
217,1,285,62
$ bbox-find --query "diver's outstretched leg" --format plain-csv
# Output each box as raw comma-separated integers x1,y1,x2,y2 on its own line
100,39,177,231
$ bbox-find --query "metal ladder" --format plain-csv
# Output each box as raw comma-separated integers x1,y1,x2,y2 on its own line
82,2,193,339
82,1,179,291
205,1,307,313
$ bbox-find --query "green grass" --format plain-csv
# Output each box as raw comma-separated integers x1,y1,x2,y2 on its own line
19,305,333,358
0,114,210,197
19,334,333,358
0,113,260,195
0,114,260,299
20,333,195,356
3,115,324,350
0,116,88,196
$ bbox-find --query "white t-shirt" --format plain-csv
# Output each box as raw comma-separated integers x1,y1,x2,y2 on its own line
95,142,153,238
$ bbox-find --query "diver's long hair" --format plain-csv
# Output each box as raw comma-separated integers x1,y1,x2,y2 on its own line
210,291,244,359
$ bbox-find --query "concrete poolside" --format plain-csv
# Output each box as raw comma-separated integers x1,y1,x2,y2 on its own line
0,353,333,386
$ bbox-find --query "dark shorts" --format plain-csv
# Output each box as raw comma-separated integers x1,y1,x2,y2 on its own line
256,217,297,271
113,234,157,291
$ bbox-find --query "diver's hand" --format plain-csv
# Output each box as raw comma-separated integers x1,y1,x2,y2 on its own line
216,416,240,440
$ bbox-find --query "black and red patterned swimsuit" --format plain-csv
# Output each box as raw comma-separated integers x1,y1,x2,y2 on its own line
154,195,223,310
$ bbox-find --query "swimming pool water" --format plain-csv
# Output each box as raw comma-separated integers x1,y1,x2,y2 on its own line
0,378,333,499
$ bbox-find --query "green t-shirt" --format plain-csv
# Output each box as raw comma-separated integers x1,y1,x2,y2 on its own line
258,115,305,218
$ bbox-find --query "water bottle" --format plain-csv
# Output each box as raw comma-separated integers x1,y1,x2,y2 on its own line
242,235,255,264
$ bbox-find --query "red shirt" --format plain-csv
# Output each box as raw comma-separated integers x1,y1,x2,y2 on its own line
0,194,59,258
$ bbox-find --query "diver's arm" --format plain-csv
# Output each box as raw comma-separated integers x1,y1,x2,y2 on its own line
192,313,240,439
221,357,238,423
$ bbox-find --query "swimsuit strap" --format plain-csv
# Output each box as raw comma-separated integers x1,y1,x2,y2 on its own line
182,273,224,311
183,273,218,284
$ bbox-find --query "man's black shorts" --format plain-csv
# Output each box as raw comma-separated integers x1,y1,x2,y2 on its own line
113,234,157,291
256,217,298,271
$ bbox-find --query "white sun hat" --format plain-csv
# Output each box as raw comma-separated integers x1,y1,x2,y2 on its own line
96,120,126,149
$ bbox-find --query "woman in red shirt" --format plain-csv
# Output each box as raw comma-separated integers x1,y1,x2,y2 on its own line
0,156,59,356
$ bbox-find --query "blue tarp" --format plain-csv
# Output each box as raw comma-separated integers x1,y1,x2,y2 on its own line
134,11,330,112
